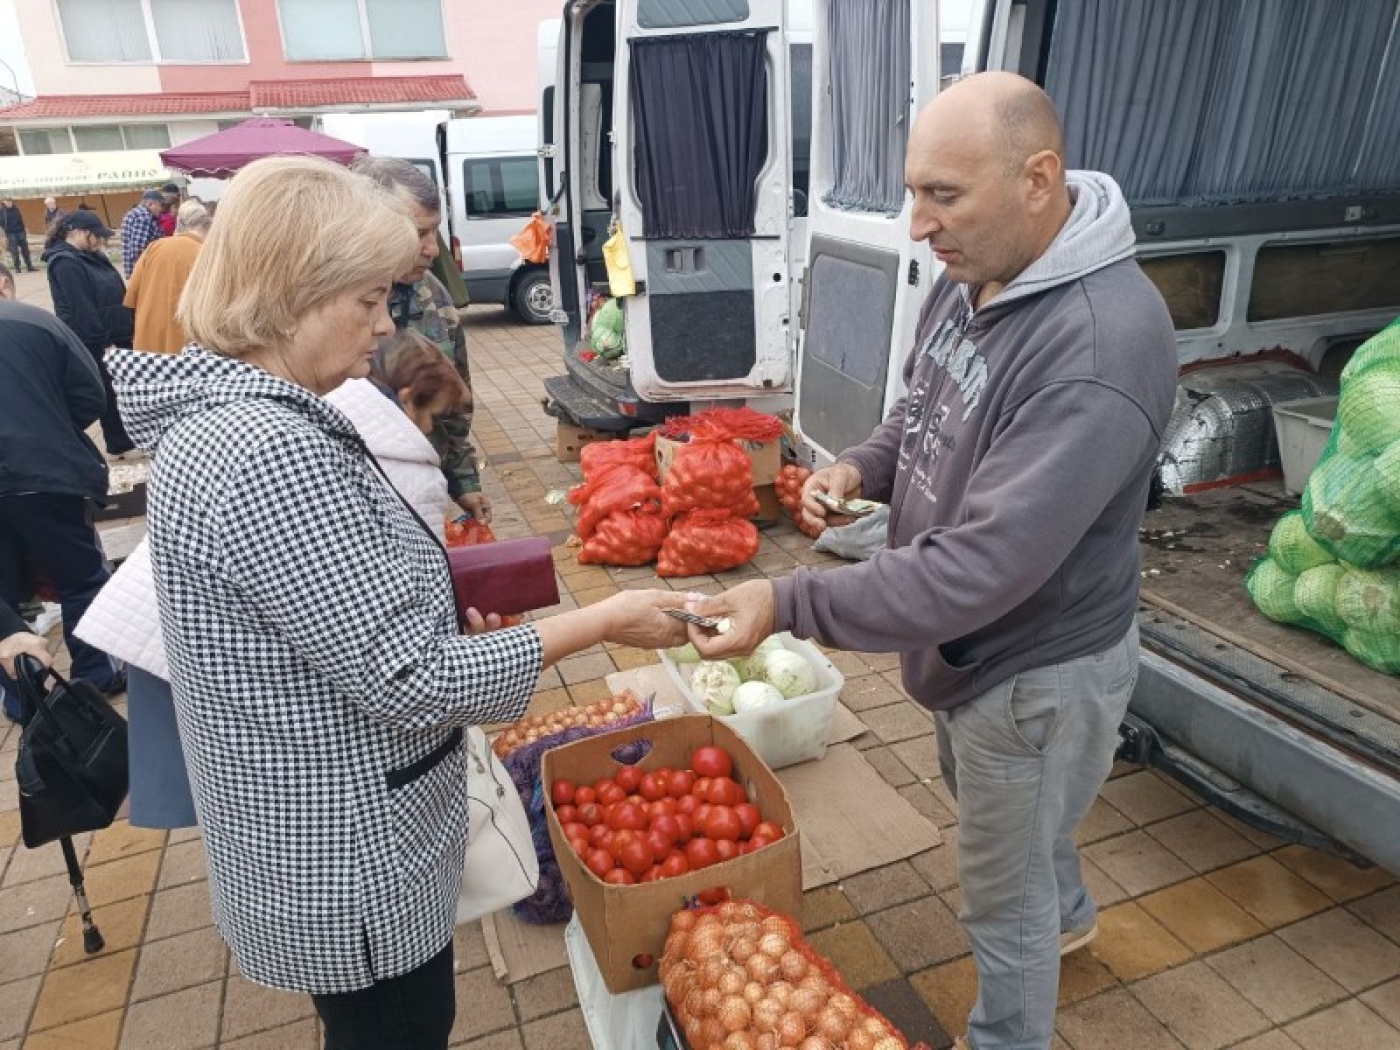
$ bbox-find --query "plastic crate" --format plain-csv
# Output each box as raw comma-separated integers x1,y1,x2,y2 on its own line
1272,396,1339,496
658,633,842,769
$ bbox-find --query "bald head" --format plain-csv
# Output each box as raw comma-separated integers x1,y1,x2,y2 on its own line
917,72,1064,175
905,72,1073,295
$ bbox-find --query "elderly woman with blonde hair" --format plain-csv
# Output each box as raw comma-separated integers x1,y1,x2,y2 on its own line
108,156,687,1049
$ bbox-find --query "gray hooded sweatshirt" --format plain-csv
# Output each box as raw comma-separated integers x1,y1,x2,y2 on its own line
773,171,1177,711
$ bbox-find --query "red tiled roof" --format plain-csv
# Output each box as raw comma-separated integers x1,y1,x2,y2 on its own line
0,75,476,121
250,74,475,109
0,92,251,120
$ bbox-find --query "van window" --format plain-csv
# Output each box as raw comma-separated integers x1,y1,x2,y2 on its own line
790,42,812,218
1248,237,1400,323
463,157,539,219
1139,251,1226,331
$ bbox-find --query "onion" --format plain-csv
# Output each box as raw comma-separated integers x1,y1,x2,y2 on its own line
776,1012,807,1047
729,921,762,944
683,988,706,1019
702,987,722,1015
813,1006,850,1044
829,992,858,1022
684,1014,705,1046
797,974,827,994
752,996,784,1030
716,902,741,922
765,980,794,1007
756,1035,778,1050
664,930,688,961
685,925,725,964
745,952,780,985
759,915,792,938
700,1018,726,1047
848,1028,878,1050
731,902,764,923
743,980,766,1006
729,936,758,964
718,969,746,996
798,1038,835,1050
671,910,698,933
790,986,824,1018
872,1039,904,1050
718,994,752,1033
724,1034,758,1050
758,932,791,959
778,950,808,983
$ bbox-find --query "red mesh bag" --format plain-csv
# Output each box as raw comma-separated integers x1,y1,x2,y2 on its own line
659,899,932,1050
657,509,759,577
443,517,497,546
661,439,759,518
579,431,658,481
578,506,669,566
659,406,784,443
567,465,663,541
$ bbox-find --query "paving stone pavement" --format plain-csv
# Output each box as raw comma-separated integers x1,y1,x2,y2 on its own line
2,272,1398,1048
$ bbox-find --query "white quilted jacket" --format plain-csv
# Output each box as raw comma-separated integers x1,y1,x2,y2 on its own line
77,378,451,682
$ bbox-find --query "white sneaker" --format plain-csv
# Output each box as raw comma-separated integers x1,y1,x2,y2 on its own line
1060,921,1099,956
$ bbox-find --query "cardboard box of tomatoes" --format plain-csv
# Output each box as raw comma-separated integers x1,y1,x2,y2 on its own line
542,714,802,994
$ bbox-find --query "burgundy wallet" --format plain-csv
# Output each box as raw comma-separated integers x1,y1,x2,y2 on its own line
445,536,559,619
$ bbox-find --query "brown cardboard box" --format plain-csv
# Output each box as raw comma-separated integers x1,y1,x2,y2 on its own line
556,421,620,464
542,714,803,994
654,434,781,487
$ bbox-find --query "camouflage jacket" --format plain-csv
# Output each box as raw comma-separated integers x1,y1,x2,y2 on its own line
389,272,480,496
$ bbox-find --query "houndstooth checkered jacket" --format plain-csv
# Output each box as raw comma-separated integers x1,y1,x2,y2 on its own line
109,347,543,994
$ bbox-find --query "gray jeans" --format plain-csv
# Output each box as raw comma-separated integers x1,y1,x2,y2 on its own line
935,623,1139,1050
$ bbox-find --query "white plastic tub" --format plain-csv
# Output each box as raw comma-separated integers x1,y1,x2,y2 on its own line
1273,396,1339,496
658,633,843,769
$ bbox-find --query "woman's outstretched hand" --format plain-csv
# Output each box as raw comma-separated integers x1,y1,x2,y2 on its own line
597,589,690,650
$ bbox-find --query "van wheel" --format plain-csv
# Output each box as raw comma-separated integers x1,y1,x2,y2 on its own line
512,271,554,325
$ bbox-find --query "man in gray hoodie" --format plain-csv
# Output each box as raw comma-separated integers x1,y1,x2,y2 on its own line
690,73,1177,1049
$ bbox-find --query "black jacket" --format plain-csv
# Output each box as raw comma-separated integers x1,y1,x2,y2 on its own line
41,241,134,355
0,300,109,502
0,599,29,639
0,204,25,238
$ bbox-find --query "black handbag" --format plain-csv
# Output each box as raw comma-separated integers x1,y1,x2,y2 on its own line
13,656,129,849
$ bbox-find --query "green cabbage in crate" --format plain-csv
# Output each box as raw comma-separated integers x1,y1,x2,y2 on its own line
1267,511,1333,575
1302,454,1400,568
1294,563,1347,637
1335,567,1400,635
1335,370,1400,455
1246,557,1302,624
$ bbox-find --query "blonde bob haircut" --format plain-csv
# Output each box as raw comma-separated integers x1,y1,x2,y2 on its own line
177,155,419,357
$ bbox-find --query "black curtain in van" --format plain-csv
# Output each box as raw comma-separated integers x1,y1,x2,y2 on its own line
629,31,769,239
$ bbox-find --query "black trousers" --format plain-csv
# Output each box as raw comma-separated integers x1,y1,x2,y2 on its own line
0,494,117,719
6,234,32,271
311,941,456,1050
87,345,135,455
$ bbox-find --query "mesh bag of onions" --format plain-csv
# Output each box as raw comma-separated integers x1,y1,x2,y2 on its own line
498,692,655,924
660,899,931,1050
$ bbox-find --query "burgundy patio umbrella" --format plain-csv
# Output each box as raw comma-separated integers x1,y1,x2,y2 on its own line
159,118,364,178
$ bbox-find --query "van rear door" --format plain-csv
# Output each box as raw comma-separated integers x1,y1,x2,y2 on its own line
791,0,940,464
613,0,793,403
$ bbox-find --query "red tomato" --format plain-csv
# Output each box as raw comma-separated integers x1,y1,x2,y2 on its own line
603,867,635,885
685,837,720,870
585,848,615,879
734,803,761,839
693,803,713,828
676,794,701,817
645,828,673,859
697,887,731,906
660,851,690,878
607,802,647,833
626,794,648,808
573,786,597,806
598,782,627,807
639,772,669,802
673,813,695,845
692,777,713,802
577,802,603,828
707,777,745,808
568,835,590,856
562,821,589,841
609,829,639,861
647,798,677,819
593,776,614,795
650,814,682,843
618,839,654,877
551,780,576,807
690,746,733,779
667,770,696,798
753,821,785,841
747,830,776,851
702,806,743,842
589,825,612,848
739,840,756,855
715,839,740,861
555,804,580,825
640,865,665,883
615,765,643,793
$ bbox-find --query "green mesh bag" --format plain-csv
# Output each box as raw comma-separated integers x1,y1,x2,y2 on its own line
1375,441,1400,516
1294,563,1348,637
1343,627,1400,675
1245,557,1302,624
1335,567,1400,635
1340,316,1400,384
1267,510,1333,575
589,298,627,359
1336,369,1400,455
1302,453,1400,568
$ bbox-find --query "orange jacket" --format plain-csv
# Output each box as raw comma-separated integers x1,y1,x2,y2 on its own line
123,232,202,354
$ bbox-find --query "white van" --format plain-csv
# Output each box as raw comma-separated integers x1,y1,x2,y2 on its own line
541,0,810,431
320,111,552,324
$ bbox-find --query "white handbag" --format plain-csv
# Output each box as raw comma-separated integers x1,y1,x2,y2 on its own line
455,727,539,924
